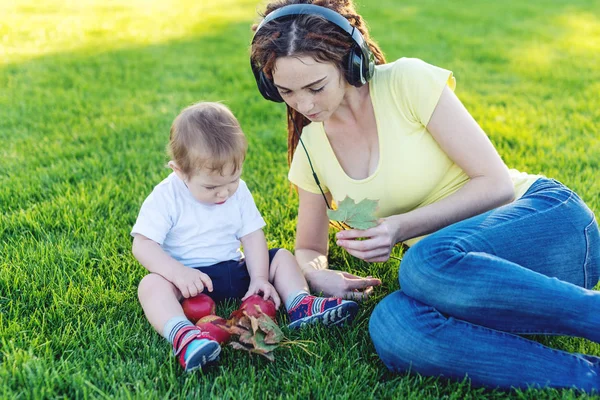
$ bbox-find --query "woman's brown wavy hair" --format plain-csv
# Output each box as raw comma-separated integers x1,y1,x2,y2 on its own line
250,0,386,165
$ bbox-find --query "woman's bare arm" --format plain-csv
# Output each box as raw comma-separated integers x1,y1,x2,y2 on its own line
337,86,515,261
295,188,381,299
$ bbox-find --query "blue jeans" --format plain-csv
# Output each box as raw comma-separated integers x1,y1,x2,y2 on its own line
369,178,600,391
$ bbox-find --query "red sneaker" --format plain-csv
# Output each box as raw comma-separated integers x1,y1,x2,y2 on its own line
172,325,221,372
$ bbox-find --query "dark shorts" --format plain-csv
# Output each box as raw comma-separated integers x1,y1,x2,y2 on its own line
192,248,280,303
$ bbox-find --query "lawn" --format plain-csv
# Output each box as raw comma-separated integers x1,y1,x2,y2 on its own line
1,0,599,398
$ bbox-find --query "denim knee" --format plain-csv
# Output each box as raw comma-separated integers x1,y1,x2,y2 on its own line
369,290,449,373
399,242,423,293
369,291,414,372
399,238,463,302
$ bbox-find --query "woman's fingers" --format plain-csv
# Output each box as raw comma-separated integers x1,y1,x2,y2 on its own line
337,237,392,261
336,223,395,262
342,273,382,288
336,237,379,251
343,286,375,300
336,226,378,240
341,237,391,260
338,272,381,300
344,246,389,262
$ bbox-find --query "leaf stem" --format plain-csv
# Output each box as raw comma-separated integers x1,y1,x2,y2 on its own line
329,220,346,231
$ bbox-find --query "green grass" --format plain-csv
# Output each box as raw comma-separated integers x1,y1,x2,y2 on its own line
1,0,599,398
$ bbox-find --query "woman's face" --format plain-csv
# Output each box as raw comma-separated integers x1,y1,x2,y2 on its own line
271,55,347,122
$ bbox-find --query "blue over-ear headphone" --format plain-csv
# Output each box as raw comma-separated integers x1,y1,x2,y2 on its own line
250,4,375,103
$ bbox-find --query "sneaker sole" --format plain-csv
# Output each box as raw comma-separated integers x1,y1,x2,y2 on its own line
288,301,359,329
184,340,221,372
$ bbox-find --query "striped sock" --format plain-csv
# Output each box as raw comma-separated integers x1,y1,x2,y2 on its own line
163,316,198,346
285,291,310,311
165,317,221,372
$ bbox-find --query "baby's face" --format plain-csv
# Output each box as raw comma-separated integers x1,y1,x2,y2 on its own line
184,165,241,205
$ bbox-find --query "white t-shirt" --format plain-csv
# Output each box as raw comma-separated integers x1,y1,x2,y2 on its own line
131,173,266,268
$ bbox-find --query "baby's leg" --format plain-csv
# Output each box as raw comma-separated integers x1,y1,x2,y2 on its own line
138,273,220,372
268,249,310,302
138,273,185,334
269,250,358,328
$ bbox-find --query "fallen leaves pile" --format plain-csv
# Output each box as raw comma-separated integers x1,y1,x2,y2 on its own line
223,306,284,361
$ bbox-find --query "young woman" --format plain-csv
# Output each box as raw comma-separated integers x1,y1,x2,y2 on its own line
249,0,600,391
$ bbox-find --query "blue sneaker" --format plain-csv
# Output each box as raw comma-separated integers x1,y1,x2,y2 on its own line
287,295,359,329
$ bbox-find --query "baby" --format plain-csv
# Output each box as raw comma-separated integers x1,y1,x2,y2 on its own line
131,102,358,372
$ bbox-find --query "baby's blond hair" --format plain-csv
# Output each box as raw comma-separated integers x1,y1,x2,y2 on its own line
168,102,247,176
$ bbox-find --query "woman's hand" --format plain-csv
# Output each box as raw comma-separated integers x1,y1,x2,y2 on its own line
242,278,281,309
335,217,400,263
305,269,381,300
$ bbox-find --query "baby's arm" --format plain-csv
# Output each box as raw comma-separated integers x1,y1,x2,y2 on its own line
240,229,281,308
132,234,213,298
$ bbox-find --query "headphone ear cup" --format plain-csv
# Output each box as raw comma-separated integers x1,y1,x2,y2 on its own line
258,70,284,103
364,49,375,82
346,45,365,87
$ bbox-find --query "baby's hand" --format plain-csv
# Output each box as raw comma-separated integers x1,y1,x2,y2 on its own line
170,266,213,299
242,278,281,309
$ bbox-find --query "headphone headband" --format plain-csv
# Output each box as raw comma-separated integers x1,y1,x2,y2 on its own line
250,3,375,102
255,4,360,45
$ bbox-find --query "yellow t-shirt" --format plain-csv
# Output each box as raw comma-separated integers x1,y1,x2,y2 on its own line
288,57,540,246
